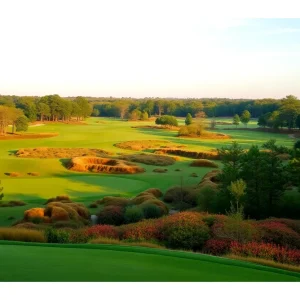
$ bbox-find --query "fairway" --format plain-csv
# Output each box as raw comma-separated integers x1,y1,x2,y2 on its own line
0,242,299,282
0,117,295,226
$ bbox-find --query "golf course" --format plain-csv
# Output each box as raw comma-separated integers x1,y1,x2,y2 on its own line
0,117,295,226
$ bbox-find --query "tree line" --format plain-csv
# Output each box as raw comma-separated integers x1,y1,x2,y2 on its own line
0,95,92,122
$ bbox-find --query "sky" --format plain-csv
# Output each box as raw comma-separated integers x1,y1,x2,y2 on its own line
0,0,300,99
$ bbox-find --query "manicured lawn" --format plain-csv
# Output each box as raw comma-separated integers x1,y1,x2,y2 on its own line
0,117,296,226
0,242,299,281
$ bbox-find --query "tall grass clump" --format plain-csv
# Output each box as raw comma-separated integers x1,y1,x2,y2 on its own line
0,228,46,243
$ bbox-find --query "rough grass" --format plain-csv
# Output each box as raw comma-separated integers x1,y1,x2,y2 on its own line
0,200,26,207
190,159,219,168
114,140,185,151
89,237,165,249
0,228,46,242
155,148,220,160
16,147,110,158
119,153,176,166
69,156,145,174
226,254,300,273
0,132,58,140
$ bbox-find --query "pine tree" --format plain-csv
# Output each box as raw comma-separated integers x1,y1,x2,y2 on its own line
185,113,193,125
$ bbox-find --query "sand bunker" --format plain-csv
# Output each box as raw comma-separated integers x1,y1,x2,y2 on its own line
69,156,145,174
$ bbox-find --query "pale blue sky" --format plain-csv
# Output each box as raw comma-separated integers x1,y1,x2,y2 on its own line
0,1,299,98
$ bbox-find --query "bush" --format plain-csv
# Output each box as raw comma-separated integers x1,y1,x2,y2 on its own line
213,212,258,243
97,196,130,207
190,159,218,168
89,202,98,208
178,123,206,137
45,228,70,243
164,186,199,210
203,239,231,255
142,199,169,215
0,228,46,243
230,241,300,266
85,225,119,239
161,212,210,251
141,203,164,219
257,220,300,249
124,206,145,224
141,188,163,198
97,205,125,226
155,115,178,127
131,194,157,205
120,219,163,241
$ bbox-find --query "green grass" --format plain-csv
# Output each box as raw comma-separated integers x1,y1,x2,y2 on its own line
0,241,299,281
0,117,296,226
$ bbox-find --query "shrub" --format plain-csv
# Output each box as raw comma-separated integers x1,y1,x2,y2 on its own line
0,228,46,243
155,115,178,127
190,159,218,168
51,221,84,229
141,199,169,215
45,227,70,243
97,205,125,226
213,212,258,243
24,208,45,221
203,239,231,255
230,241,300,266
85,225,119,239
89,202,98,208
124,206,145,224
27,172,39,176
141,188,163,198
97,196,130,207
120,219,162,241
141,203,164,219
161,212,210,251
257,220,300,249
164,186,199,209
131,194,156,205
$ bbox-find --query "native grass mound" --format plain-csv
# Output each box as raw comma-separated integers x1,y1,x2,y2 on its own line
154,148,220,160
16,147,110,159
118,153,176,166
114,140,186,151
0,132,58,140
131,125,180,131
16,198,90,227
190,159,219,168
69,157,145,174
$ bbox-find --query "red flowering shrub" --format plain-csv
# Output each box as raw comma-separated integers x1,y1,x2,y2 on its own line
203,239,231,255
257,220,300,249
85,225,119,239
230,241,300,265
120,219,163,241
97,205,125,226
160,212,210,251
